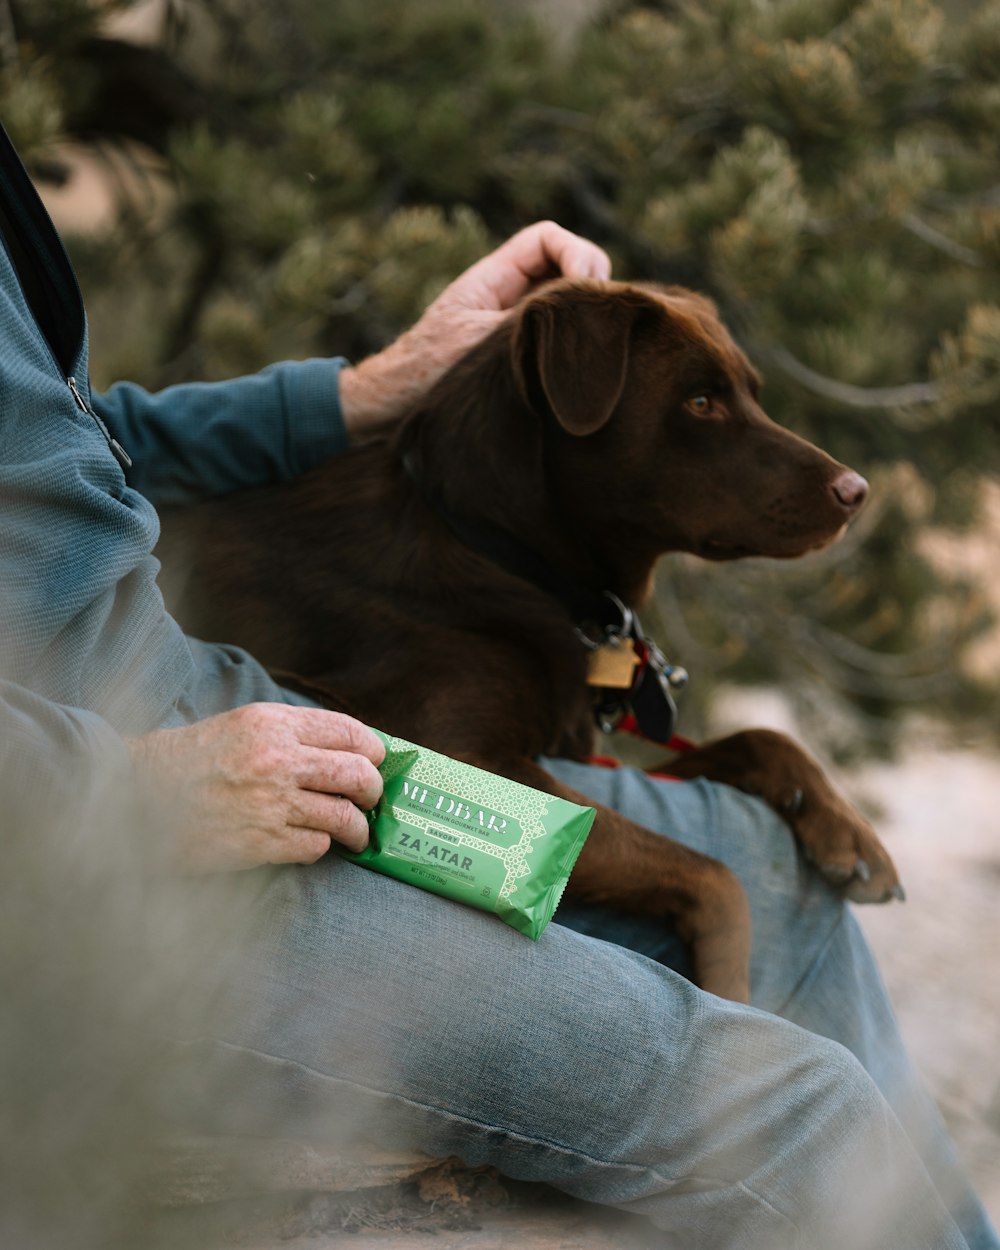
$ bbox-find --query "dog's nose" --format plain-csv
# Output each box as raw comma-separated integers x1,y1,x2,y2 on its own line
831,470,869,513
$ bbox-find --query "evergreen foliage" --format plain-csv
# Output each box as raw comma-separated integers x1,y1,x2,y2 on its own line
3,0,998,756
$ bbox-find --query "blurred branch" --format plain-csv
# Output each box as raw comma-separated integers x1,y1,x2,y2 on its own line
790,680,928,750
0,0,17,68
516,102,594,135
92,139,166,224
929,184,1000,211
788,619,959,700
796,616,954,680
567,174,628,244
757,344,940,410
650,110,731,170
566,174,711,290
901,211,985,268
160,226,225,374
653,570,715,667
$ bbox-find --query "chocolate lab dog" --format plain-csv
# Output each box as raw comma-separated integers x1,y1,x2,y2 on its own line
158,279,901,1002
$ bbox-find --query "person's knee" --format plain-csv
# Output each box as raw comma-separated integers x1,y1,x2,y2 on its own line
788,1031,885,1126
771,1036,951,1243
687,1016,888,1184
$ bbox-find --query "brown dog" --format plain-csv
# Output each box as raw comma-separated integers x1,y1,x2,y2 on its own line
158,278,901,1002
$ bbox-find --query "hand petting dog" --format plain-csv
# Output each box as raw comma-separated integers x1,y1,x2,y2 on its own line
339,221,612,442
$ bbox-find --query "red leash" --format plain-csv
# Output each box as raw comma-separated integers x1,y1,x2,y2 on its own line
587,721,696,782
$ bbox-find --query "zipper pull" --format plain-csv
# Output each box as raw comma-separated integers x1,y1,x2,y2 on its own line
67,375,133,470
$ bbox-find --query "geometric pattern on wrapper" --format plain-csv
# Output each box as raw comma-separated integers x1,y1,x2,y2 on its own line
386,735,551,900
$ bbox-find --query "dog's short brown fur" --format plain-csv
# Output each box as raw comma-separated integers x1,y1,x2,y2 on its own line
159,279,900,1002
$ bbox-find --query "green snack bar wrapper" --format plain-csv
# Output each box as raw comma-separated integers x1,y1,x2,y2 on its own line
343,730,596,939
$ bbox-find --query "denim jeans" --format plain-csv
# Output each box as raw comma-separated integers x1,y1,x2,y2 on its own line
166,764,998,1250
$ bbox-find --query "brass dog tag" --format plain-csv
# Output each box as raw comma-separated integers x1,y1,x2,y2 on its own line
586,638,641,688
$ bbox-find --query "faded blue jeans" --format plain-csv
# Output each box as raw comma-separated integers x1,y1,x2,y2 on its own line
166,763,998,1250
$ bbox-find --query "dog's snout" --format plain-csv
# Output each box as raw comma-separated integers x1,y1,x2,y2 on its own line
831,470,868,513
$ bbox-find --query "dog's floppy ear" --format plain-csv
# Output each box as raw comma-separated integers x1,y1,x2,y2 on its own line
514,284,643,436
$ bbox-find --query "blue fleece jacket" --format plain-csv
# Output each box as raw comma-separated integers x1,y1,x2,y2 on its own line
0,123,347,791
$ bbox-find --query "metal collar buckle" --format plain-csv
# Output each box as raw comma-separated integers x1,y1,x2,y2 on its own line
573,590,634,651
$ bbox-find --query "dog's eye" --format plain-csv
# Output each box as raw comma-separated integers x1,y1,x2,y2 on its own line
686,395,712,416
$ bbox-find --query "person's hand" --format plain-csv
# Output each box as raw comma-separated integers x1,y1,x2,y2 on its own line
126,704,385,874
339,221,612,441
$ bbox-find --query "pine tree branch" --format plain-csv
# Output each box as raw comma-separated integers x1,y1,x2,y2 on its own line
756,344,940,410
901,212,985,268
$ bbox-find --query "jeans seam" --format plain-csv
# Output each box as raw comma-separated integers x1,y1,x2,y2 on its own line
773,907,846,1018
168,1033,802,1238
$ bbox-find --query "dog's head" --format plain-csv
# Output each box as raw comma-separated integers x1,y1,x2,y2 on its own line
508,278,866,565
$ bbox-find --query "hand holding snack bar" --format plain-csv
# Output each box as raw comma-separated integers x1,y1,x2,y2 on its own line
348,730,595,939
126,704,385,873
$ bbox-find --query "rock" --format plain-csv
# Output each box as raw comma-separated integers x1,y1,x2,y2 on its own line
146,1136,659,1249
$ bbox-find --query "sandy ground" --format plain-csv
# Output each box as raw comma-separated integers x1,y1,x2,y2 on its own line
855,747,1000,1225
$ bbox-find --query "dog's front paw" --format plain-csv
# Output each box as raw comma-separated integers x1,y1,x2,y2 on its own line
777,781,903,904
659,729,904,904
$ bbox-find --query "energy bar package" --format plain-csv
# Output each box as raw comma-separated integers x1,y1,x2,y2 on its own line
344,730,596,940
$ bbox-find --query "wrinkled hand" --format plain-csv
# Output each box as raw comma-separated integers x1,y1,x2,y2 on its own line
340,220,612,440
126,703,385,873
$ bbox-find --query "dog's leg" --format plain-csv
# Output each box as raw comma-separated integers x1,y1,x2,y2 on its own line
655,729,903,904
469,755,752,1003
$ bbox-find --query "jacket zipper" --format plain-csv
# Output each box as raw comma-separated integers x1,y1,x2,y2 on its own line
67,375,132,469
0,126,133,473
